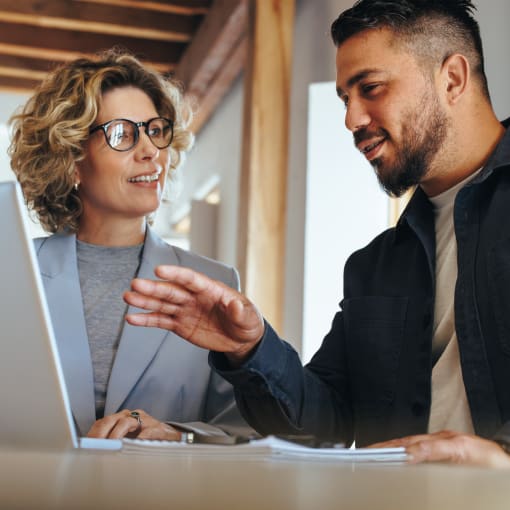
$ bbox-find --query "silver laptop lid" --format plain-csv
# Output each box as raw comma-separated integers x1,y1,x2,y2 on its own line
0,181,78,450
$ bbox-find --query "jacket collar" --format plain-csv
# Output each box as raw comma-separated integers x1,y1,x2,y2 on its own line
36,232,96,435
395,117,510,240
37,226,182,432
394,187,435,280
103,226,181,415
470,117,510,185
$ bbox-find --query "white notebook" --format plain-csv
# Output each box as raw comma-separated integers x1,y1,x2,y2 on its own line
122,435,408,462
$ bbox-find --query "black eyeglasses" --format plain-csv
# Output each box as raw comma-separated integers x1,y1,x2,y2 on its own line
89,117,174,152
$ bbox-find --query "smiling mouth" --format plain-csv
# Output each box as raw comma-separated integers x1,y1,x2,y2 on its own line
128,172,161,183
360,138,385,155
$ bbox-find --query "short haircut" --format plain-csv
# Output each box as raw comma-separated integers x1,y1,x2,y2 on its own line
9,48,193,233
331,0,490,100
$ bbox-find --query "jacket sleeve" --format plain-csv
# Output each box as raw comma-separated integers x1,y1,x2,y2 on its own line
169,265,257,439
166,370,258,439
209,316,355,445
493,421,510,452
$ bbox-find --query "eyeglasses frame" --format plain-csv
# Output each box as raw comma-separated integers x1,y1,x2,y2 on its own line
89,117,174,152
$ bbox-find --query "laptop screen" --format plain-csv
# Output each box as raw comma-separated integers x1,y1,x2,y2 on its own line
0,181,78,450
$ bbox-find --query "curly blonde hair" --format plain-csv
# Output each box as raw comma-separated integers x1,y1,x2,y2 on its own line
9,49,193,233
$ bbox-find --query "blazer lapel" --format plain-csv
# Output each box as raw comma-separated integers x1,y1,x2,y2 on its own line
104,227,180,415
36,234,97,436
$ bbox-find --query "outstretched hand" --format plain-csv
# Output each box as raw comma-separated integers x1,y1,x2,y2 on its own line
124,265,265,364
370,430,510,468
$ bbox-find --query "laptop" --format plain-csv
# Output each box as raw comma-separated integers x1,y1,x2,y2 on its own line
0,181,121,451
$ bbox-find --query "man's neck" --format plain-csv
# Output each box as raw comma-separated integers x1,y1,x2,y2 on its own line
420,113,505,198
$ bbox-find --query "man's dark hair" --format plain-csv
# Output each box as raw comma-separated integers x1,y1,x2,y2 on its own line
331,0,490,100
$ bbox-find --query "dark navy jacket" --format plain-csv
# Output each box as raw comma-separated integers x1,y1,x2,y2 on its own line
212,120,510,447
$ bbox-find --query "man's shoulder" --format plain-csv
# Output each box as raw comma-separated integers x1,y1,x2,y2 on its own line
347,226,398,262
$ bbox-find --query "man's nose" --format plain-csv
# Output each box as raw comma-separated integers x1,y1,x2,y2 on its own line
344,99,371,133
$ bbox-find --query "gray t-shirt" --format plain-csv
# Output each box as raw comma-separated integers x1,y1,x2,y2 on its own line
77,240,143,419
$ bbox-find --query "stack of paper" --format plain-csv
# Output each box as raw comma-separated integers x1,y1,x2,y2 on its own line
121,435,408,463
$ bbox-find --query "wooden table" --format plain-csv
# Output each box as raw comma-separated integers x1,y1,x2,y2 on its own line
1,446,507,510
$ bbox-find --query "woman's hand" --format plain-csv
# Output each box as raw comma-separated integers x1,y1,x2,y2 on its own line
86,409,181,440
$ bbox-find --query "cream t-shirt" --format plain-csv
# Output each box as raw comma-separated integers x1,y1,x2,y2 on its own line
427,173,480,434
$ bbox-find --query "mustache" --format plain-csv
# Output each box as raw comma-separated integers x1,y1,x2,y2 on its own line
353,127,389,147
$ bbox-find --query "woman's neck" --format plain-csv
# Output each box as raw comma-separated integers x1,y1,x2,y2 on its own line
77,217,146,246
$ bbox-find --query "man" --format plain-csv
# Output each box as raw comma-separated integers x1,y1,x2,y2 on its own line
124,0,510,467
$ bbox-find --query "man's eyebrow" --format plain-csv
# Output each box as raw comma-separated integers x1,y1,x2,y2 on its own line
336,69,382,98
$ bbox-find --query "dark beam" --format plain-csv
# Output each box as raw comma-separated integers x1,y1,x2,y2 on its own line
174,0,247,132
79,0,211,16
0,75,40,93
0,21,183,71
0,0,202,42
189,35,246,133
0,54,61,75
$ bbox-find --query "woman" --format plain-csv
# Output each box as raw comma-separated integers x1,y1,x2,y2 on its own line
9,50,251,441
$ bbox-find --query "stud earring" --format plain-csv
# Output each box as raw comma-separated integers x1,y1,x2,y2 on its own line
74,182,79,191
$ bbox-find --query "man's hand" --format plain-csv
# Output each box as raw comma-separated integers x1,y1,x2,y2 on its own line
370,430,510,468
87,409,181,440
124,265,265,365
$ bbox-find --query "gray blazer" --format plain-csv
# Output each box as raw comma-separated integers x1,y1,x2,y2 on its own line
35,227,250,437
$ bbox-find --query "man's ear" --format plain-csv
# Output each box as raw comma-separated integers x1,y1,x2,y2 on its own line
440,53,470,104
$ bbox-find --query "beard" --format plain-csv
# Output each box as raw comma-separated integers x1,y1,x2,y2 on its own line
355,89,449,198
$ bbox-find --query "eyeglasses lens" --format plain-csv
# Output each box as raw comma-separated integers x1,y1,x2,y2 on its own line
106,121,135,151
105,118,172,151
147,118,173,149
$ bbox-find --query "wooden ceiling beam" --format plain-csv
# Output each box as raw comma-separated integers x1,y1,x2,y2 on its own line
0,54,61,74
189,35,246,133
0,75,40,93
0,0,201,42
0,21,183,69
0,44,175,78
0,0,245,130
0,52,172,81
0,65,51,82
79,0,211,16
175,0,246,93
174,0,248,132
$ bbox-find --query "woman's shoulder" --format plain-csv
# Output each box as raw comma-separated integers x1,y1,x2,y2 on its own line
33,232,73,251
169,244,239,289
144,228,240,289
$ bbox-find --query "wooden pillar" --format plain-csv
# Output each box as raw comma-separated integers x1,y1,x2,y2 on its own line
237,0,295,333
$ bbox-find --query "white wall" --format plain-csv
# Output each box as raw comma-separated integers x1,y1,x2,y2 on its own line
0,92,28,182
302,82,389,362
476,0,510,120
0,93,46,237
162,76,244,267
283,0,354,349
